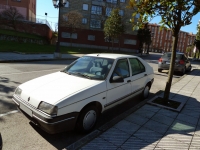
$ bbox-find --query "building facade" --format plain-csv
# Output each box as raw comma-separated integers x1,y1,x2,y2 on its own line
59,0,139,51
0,0,36,21
145,23,196,56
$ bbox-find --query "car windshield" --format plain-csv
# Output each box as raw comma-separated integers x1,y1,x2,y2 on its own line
62,56,114,80
163,53,183,59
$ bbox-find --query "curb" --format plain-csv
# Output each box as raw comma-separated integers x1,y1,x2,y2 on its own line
0,57,79,63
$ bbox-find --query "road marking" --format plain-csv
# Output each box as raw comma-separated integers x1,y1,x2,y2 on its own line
0,68,62,76
0,110,19,117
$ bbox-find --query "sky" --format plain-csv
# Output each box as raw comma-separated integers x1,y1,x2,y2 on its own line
36,0,200,34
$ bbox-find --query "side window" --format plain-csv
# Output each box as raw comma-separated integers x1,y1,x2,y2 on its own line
129,58,145,75
113,59,130,78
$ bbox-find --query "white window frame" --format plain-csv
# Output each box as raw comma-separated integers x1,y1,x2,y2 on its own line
83,4,88,10
91,5,102,15
90,19,101,28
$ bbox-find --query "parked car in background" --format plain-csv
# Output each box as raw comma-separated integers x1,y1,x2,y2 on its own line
12,54,154,134
0,133,2,150
158,52,192,75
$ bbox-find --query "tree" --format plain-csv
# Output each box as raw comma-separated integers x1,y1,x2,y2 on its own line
129,0,200,101
194,21,200,59
104,8,125,52
137,23,151,54
62,11,82,47
0,6,24,31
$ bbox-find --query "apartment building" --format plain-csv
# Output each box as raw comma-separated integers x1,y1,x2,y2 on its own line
146,23,196,56
59,0,139,51
0,0,36,21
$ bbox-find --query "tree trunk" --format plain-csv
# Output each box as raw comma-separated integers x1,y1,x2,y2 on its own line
163,34,179,101
70,33,72,47
112,39,114,53
146,44,150,54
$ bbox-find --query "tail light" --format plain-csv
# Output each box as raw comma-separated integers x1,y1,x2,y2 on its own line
158,58,163,62
179,60,185,65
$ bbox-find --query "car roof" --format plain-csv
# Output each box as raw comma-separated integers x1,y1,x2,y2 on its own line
165,52,184,55
85,53,138,59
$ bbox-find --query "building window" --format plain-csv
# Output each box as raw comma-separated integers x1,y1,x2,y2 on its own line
91,5,102,15
82,18,87,24
119,10,124,16
106,0,117,3
120,0,125,2
90,19,101,28
106,7,112,16
88,35,95,41
65,1,69,7
83,4,88,10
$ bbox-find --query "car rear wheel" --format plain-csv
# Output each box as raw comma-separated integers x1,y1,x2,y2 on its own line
76,105,99,133
158,69,162,73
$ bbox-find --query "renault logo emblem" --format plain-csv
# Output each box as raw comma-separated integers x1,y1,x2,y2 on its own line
28,97,30,101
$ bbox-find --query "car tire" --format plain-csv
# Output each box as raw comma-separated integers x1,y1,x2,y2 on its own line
180,67,186,75
158,69,162,73
187,65,192,72
76,105,99,133
142,84,150,99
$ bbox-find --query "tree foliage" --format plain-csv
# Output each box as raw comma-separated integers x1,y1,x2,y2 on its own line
194,22,200,51
104,8,125,51
0,6,24,30
128,0,200,100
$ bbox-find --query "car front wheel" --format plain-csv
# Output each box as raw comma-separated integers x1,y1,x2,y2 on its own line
158,69,162,72
142,84,150,99
76,105,99,133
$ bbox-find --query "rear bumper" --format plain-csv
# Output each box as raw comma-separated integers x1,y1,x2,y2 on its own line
12,96,79,134
158,64,184,72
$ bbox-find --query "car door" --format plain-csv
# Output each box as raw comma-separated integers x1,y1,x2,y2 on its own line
128,58,148,95
105,58,132,109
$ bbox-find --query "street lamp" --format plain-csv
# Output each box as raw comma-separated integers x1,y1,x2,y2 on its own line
52,0,67,58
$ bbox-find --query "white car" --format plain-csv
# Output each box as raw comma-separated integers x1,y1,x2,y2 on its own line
12,54,154,134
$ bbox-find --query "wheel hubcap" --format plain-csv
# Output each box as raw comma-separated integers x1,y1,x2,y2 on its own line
144,86,149,98
83,110,96,131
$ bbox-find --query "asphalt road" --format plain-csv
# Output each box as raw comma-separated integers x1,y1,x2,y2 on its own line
0,53,199,150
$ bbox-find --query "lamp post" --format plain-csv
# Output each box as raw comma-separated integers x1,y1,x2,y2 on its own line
52,0,67,58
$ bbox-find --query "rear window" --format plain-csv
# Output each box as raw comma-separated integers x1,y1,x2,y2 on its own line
163,53,183,59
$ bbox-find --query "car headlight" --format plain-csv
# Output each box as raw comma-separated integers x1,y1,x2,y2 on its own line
38,101,58,115
15,88,22,96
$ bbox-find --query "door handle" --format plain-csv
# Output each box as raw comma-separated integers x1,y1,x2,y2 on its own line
144,74,147,76
127,80,131,83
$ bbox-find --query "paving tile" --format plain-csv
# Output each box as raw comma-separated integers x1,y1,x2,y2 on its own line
181,109,200,118
166,132,193,144
133,108,156,119
100,127,130,147
170,120,196,133
81,137,117,150
176,113,199,125
139,104,161,113
114,120,140,135
156,136,189,150
190,135,200,149
143,119,169,134
151,113,175,126
158,108,178,118
125,114,149,126
134,127,163,144
121,136,155,150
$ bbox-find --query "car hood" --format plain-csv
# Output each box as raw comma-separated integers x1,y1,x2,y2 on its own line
18,72,103,108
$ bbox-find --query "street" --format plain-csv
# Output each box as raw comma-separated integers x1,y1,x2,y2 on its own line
0,53,199,150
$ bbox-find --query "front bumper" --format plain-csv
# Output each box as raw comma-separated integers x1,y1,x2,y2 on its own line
12,96,79,134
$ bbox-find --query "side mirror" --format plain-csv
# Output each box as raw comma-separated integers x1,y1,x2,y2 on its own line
110,76,124,83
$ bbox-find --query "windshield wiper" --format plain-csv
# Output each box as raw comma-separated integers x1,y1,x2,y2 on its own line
73,72,92,79
60,70,71,75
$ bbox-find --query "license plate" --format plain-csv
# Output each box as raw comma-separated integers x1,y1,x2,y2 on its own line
20,103,32,117
166,62,170,64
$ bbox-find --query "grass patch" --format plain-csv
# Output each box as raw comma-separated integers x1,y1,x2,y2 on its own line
0,29,44,40
152,97,181,109
0,40,115,54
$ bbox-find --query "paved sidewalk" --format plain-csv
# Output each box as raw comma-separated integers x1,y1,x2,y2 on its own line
67,68,200,150
0,52,148,63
